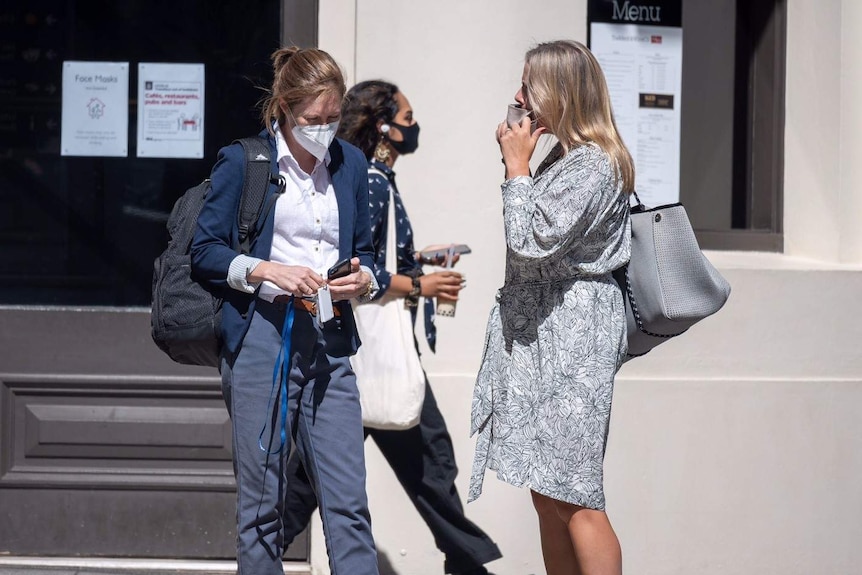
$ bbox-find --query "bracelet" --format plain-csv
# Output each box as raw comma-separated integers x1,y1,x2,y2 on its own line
405,274,421,308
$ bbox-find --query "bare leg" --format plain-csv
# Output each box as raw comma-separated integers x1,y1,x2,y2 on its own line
558,499,621,575
531,490,621,575
531,490,579,575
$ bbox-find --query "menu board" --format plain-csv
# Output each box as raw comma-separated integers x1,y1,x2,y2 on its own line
588,0,683,206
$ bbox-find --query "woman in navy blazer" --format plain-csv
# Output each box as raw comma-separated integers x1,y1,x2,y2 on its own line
191,47,380,575
192,127,374,357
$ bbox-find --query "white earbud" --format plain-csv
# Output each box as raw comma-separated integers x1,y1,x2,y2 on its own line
381,124,391,134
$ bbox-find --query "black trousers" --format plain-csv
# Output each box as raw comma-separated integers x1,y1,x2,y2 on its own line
283,380,502,574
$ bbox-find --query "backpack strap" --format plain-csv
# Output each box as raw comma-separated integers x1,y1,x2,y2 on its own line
235,136,284,254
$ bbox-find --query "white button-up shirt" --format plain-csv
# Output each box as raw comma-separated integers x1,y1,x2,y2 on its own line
256,127,340,301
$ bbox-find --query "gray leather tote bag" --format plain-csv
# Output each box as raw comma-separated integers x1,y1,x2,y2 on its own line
613,194,731,360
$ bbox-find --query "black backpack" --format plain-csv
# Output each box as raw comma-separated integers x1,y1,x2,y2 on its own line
151,137,284,367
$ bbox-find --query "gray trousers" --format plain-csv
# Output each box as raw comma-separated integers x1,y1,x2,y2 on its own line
221,300,378,575
284,381,502,573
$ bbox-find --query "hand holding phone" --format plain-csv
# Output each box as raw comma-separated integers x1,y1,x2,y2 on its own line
327,258,352,280
419,244,471,266
326,257,372,302
506,104,538,133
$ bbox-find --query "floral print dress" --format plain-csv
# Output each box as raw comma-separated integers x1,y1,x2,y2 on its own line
469,143,631,510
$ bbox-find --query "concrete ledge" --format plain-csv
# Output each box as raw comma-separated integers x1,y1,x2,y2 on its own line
705,249,862,271
0,558,310,575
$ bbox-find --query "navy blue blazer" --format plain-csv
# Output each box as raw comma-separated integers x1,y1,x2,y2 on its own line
190,129,375,358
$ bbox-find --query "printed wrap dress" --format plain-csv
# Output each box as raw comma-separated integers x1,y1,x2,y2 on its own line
469,143,631,510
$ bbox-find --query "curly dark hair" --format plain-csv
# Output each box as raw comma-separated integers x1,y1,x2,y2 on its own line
337,80,400,160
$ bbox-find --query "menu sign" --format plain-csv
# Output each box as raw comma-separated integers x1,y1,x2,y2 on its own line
588,0,683,206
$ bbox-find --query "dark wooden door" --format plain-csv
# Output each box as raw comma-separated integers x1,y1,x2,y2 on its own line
0,0,309,561
0,308,239,557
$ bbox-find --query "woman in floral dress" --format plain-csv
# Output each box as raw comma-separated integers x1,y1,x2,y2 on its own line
469,40,634,575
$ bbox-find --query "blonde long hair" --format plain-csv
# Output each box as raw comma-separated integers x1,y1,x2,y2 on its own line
260,46,346,135
524,40,635,193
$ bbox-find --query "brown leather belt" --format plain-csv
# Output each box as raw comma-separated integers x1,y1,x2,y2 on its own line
271,295,341,317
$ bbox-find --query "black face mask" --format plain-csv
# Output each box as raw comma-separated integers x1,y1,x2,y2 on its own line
388,121,420,155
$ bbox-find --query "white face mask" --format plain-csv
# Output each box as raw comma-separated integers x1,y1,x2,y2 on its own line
291,121,339,162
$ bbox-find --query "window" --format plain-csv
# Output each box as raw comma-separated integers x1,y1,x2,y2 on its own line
680,0,786,251
0,0,281,305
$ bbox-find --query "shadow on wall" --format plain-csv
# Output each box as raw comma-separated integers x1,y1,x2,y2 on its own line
378,551,401,575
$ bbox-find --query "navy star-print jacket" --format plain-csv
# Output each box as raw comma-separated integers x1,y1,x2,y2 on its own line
367,160,437,352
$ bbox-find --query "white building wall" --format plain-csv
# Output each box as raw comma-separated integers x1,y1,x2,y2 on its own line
308,1,862,574
840,0,862,262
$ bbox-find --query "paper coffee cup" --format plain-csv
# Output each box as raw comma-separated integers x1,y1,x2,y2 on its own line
436,298,457,317
436,246,461,317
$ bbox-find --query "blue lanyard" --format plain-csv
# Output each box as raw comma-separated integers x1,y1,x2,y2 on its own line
258,296,295,454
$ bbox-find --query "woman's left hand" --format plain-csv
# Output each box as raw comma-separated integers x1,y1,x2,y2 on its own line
327,257,372,301
496,116,545,179
416,244,461,267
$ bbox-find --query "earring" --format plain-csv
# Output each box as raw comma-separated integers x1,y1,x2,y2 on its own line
374,140,391,163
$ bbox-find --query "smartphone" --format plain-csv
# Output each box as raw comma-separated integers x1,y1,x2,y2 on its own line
506,104,531,128
420,244,472,263
327,258,352,280
506,104,539,134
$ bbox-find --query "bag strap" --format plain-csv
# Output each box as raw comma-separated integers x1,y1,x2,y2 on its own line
383,178,398,273
630,190,646,212
235,136,285,255
367,165,398,270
